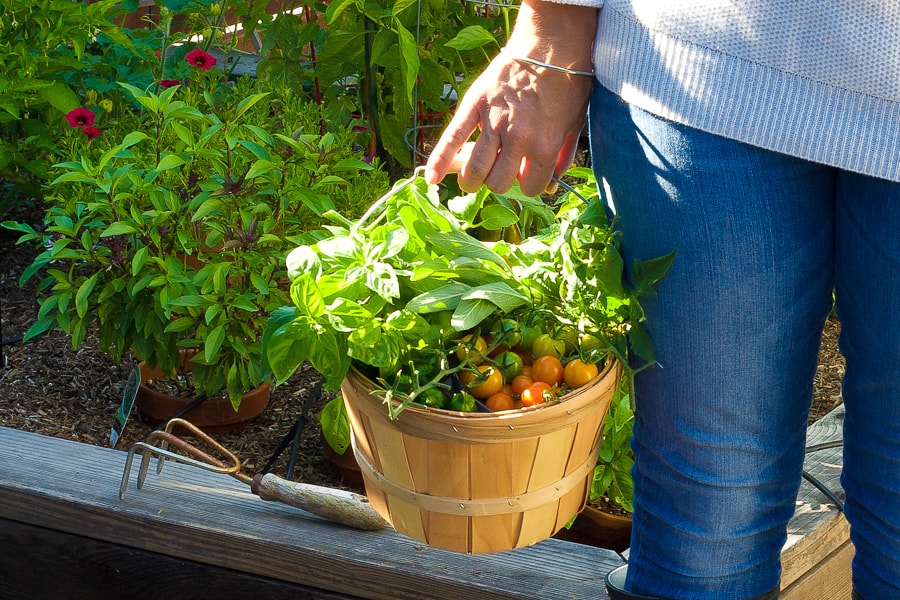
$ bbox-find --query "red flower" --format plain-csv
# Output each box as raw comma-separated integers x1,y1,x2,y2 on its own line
159,79,181,88
83,127,102,140
185,48,216,71
65,107,95,128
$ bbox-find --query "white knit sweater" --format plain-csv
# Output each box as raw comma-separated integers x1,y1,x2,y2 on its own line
554,1,900,182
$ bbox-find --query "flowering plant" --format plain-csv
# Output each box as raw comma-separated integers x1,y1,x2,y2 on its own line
4,48,387,404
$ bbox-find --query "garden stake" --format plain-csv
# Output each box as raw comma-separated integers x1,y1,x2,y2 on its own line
119,417,388,531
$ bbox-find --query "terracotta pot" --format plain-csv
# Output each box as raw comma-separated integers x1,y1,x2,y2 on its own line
321,441,366,494
553,503,633,553
135,352,269,435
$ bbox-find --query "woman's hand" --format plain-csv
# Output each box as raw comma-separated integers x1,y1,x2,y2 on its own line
424,0,598,196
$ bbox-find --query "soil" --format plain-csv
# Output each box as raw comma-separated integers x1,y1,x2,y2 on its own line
0,201,846,504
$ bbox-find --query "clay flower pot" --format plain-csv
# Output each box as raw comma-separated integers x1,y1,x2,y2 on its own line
321,441,366,494
135,351,269,434
554,504,633,552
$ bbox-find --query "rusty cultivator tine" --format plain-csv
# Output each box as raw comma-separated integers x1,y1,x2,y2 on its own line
118,417,388,531
119,418,248,500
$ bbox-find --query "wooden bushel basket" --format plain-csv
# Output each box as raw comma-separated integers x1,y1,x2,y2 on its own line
340,360,621,554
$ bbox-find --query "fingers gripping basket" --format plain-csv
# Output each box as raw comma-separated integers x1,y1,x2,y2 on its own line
340,360,621,554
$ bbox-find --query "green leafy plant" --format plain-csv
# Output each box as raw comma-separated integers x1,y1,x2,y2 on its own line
255,0,517,171
592,385,635,513
3,63,387,405
264,167,674,425
0,0,132,205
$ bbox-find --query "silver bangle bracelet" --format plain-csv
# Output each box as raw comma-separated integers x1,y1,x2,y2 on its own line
501,47,594,78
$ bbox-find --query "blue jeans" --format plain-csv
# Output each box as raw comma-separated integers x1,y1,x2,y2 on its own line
589,83,900,600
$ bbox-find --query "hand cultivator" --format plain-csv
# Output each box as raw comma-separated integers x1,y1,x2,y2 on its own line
119,418,388,532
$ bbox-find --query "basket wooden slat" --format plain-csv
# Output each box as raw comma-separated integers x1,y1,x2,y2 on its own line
341,360,621,554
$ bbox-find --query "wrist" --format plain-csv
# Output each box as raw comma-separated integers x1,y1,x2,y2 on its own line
505,0,598,73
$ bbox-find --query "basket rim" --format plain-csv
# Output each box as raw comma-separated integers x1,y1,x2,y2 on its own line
341,357,621,444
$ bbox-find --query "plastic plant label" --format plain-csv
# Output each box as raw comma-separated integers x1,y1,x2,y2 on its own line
110,365,140,447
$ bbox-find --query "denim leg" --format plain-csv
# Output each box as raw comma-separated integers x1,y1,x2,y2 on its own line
589,84,835,599
834,172,900,599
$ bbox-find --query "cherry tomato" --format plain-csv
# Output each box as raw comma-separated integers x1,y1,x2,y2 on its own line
502,223,523,245
532,334,566,360
485,392,515,412
521,381,552,407
512,346,533,366
459,365,503,399
558,327,579,354
519,365,533,379
494,350,524,382
564,359,600,389
510,374,534,396
491,318,523,349
518,324,542,351
579,333,602,352
449,391,476,412
532,355,564,386
455,334,487,364
418,387,447,409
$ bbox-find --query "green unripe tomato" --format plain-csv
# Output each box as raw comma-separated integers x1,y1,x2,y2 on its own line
518,324,542,351
532,334,566,360
494,350,524,382
491,318,522,349
558,327,579,355
449,391,476,412
418,387,447,409
580,333,603,352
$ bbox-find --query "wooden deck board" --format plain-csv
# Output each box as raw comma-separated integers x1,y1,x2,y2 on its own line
782,404,851,599
0,426,621,599
0,403,851,598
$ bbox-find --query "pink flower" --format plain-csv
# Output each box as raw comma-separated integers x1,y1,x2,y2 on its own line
159,79,181,89
83,127,102,140
65,107,95,128
185,48,216,71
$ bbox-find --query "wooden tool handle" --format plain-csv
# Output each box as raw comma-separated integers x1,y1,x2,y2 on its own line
251,473,388,531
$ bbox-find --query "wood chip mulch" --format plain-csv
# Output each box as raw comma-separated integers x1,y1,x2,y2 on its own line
0,203,846,491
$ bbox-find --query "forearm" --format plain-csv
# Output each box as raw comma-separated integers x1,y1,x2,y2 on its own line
424,0,600,195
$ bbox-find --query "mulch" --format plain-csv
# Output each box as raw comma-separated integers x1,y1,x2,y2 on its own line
0,201,845,493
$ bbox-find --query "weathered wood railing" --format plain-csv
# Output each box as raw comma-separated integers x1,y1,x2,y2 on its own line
0,404,848,599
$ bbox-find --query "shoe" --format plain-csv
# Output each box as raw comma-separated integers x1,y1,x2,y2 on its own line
605,565,780,599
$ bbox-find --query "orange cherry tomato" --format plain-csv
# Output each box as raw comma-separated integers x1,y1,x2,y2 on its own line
532,355,564,386
485,392,515,412
563,359,600,389
459,365,503,399
510,374,534,396
521,381,552,407
512,346,533,366
455,334,487,364
519,365,533,379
